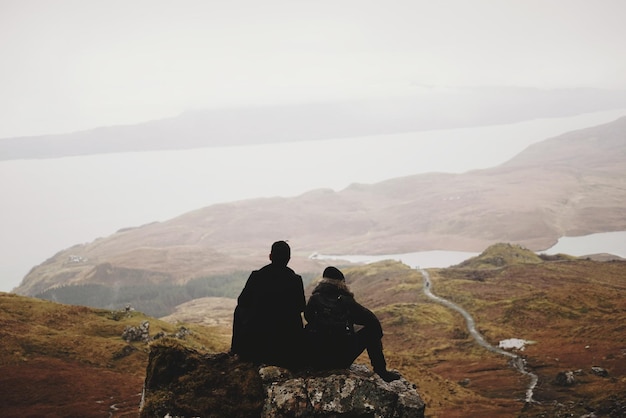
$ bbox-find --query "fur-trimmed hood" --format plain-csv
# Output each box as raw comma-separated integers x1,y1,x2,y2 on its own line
312,278,354,297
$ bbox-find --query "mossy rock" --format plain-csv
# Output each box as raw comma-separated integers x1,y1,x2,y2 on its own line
140,339,264,418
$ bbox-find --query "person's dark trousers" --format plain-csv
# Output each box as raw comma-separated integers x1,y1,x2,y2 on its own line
344,326,386,371
308,326,387,370
344,326,401,382
306,326,400,381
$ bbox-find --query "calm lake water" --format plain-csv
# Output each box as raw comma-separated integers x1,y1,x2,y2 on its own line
1,109,625,291
314,231,626,268
543,231,626,258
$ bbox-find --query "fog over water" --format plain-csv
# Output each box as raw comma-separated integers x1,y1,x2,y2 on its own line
2,1,625,139
2,1,626,292
1,110,625,292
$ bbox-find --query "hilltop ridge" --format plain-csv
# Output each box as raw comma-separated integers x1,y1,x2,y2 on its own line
454,243,543,269
3,256,625,417
3,87,625,160
14,116,626,301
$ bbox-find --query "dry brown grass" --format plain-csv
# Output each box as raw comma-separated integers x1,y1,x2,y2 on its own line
0,292,230,417
419,259,626,417
15,116,626,298
336,257,626,417
160,296,236,328
3,254,625,417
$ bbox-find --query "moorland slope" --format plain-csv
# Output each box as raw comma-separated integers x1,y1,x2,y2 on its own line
0,292,229,417
317,251,626,417
14,116,626,304
3,249,625,417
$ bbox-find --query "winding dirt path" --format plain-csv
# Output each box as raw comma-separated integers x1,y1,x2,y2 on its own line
418,268,538,403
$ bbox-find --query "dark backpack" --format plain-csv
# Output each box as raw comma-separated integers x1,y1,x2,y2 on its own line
313,293,354,335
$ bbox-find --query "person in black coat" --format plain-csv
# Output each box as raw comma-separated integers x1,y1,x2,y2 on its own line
231,241,306,369
304,266,401,382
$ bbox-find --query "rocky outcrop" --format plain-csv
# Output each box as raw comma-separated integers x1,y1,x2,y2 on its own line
140,339,426,418
123,320,151,343
554,367,611,387
555,371,576,386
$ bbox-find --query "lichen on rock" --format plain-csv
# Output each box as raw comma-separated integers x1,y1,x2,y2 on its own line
140,339,426,417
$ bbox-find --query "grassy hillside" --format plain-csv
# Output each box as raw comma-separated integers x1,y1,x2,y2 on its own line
409,261,625,417
14,116,626,298
331,260,523,417
3,251,625,417
31,270,251,318
0,293,229,417
337,255,626,417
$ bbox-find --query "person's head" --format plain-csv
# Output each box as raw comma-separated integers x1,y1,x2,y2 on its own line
322,266,344,281
269,240,291,266
319,266,352,295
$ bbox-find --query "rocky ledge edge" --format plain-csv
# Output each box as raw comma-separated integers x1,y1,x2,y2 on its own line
139,339,426,418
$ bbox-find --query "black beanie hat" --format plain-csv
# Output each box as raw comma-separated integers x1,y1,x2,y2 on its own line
323,266,345,281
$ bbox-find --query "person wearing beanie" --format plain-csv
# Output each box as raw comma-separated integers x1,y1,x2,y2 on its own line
304,266,401,382
231,241,306,369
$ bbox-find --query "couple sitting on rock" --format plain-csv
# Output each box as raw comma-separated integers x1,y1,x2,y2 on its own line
231,241,401,382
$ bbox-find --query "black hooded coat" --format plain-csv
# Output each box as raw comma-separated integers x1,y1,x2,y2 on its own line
231,263,306,368
304,279,384,370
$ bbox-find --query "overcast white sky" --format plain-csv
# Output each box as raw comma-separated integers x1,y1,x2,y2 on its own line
1,0,626,138
2,1,626,291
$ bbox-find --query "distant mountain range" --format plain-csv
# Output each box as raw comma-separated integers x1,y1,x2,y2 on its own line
2,86,626,160
14,115,626,298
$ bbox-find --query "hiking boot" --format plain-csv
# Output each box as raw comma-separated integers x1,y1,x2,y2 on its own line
375,368,402,382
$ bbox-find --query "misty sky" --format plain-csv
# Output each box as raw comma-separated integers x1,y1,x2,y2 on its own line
1,0,626,138
1,1,626,292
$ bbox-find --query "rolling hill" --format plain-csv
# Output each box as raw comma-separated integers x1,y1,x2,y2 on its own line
3,249,625,417
13,115,626,304
0,292,229,417
2,87,625,160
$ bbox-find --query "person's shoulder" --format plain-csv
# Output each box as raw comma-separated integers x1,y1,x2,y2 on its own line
280,266,302,279
307,291,322,304
247,264,271,282
254,263,274,274
339,291,357,304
